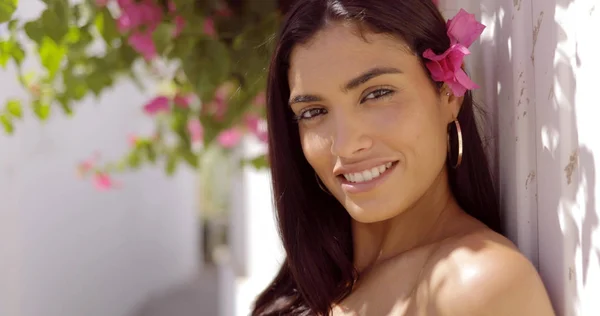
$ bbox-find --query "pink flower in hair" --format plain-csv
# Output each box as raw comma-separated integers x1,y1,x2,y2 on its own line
446,9,486,47
423,9,485,97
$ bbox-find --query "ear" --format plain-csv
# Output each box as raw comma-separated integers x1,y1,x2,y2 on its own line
440,85,464,123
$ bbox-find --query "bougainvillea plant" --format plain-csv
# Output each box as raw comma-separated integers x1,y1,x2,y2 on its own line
0,0,284,189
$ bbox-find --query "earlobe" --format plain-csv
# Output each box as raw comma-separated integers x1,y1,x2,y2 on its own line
441,87,464,122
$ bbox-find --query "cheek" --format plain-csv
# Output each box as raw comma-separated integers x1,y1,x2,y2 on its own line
300,129,332,170
374,99,447,164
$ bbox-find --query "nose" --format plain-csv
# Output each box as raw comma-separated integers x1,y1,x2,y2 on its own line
330,112,373,158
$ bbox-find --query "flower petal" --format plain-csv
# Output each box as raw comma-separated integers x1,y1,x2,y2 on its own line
217,128,242,148
128,31,157,60
454,68,479,90
143,96,170,115
187,119,204,143
446,9,486,47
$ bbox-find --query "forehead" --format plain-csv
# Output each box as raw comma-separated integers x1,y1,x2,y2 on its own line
288,23,417,90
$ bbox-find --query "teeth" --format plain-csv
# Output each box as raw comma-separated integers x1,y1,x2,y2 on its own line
343,162,394,183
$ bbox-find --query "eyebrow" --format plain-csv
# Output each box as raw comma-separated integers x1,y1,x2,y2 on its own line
288,66,402,106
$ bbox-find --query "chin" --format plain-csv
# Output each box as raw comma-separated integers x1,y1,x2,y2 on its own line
343,200,405,224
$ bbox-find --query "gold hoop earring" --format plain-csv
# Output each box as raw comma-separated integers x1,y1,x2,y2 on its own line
447,119,463,169
315,172,332,196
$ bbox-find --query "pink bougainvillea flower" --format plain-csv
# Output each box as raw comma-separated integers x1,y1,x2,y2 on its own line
117,3,146,33
187,119,204,143
446,9,486,47
205,83,232,120
117,0,134,8
173,15,186,37
128,31,157,60
117,0,164,61
77,160,95,177
422,9,485,97
244,114,259,132
143,96,170,115
173,94,191,108
423,44,477,97
432,0,439,6
77,152,101,178
244,114,268,144
217,128,242,148
203,17,216,37
252,91,266,108
94,173,118,191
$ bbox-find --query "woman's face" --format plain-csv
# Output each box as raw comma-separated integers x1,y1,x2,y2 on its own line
288,23,460,223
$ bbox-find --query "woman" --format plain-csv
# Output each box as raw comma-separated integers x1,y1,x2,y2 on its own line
253,0,555,315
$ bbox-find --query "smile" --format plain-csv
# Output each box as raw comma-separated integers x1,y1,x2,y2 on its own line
338,161,398,194
342,162,393,183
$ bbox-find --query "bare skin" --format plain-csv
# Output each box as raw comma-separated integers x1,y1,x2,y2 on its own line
288,22,555,316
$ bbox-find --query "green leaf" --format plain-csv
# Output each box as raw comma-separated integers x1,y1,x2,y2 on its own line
152,23,175,56
165,154,179,175
6,99,22,118
56,94,73,115
65,26,94,50
0,41,10,67
126,150,142,169
0,40,24,68
47,0,69,24
85,70,112,96
41,9,69,43
179,146,199,168
183,39,231,103
0,0,17,23
0,114,14,134
8,19,18,32
170,35,197,59
33,101,51,120
95,8,119,45
19,70,36,87
10,40,24,65
39,37,66,79
247,155,269,169
24,21,43,44
141,143,157,163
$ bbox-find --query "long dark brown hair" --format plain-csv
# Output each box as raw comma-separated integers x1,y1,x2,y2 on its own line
252,0,500,315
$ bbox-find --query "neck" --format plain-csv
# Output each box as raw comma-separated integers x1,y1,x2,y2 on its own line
352,168,462,272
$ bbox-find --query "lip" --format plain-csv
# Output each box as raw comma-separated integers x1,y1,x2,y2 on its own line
338,161,398,194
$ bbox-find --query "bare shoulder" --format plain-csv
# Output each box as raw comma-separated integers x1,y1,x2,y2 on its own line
417,229,556,316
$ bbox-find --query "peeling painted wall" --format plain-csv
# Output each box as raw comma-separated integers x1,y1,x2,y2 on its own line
441,0,600,315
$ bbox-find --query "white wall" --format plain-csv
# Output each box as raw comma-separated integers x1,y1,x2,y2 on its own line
0,79,200,316
533,1,600,315
0,3,200,314
219,137,285,316
440,0,600,315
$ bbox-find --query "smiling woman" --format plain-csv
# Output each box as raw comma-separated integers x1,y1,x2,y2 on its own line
252,0,555,315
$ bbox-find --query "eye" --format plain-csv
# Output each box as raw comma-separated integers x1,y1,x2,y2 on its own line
295,107,328,121
361,88,395,103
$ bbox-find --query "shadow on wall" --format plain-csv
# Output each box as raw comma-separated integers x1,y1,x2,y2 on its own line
472,0,599,315
534,0,599,315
